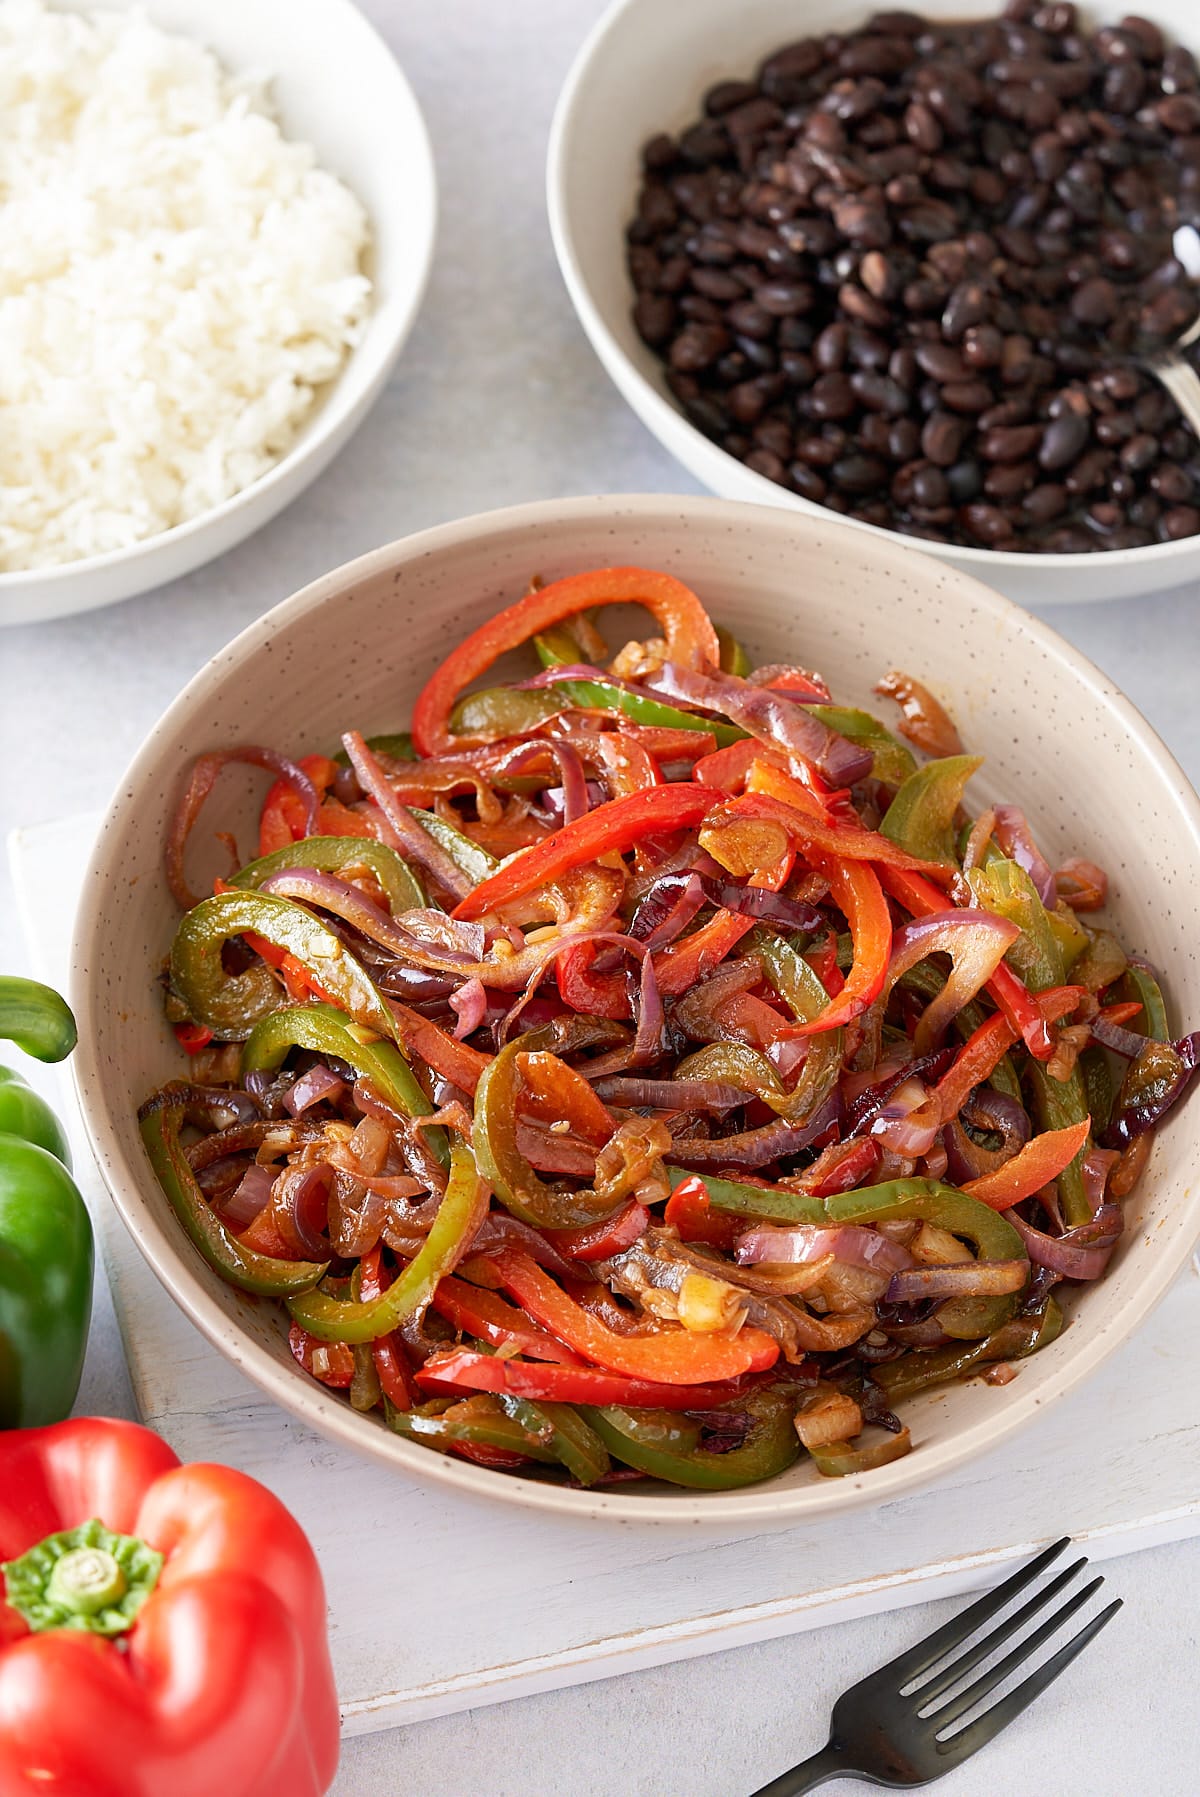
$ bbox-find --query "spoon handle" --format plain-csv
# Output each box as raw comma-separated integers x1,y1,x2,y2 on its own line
1147,351,1200,438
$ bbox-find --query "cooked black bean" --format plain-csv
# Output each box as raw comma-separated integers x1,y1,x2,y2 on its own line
629,6,1200,552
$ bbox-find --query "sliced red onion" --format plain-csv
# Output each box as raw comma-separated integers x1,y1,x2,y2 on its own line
260,868,483,971
767,1035,810,1081
885,1259,1029,1303
515,662,621,689
283,1064,346,1116
643,663,872,785
1007,1203,1123,1280
993,805,1057,908
592,1077,751,1111
449,977,489,1040
275,1163,334,1259
166,746,320,909
943,1088,1031,1179
737,1222,914,1275
844,1050,952,1136
342,730,472,902
671,1088,840,1167
1090,1013,1149,1060
222,1162,275,1228
329,1180,388,1258
470,1212,577,1278
499,737,592,826
695,874,823,931
870,1076,941,1158
375,964,460,1002
629,871,706,948
541,781,605,823
1081,1147,1120,1212
883,909,1020,1054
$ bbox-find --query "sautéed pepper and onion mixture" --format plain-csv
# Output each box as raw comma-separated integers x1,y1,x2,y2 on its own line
140,568,1198,1490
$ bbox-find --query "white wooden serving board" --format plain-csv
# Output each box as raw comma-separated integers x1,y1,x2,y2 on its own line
10,812,1200,1740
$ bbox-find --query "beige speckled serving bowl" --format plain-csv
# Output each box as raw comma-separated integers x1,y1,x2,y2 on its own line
71,495,1200,1524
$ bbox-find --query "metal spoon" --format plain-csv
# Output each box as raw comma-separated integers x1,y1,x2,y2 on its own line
1142,225,1200,435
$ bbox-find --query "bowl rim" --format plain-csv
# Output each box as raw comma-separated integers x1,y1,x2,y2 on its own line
71,491,1200,1524
545,0,1200,579
0,0,437,596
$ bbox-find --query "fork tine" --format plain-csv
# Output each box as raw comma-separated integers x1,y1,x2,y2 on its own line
939,1597,1123,1762
912,1558,1087,1706
871,1537,1071,1687
930,1574,1104,1730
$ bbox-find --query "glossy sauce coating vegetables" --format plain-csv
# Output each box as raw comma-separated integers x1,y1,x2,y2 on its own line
140,568,1195,1489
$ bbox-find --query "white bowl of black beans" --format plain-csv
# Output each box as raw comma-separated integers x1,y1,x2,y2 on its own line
548,0,1200,602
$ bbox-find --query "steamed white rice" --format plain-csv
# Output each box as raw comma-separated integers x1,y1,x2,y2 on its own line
0,0,372,573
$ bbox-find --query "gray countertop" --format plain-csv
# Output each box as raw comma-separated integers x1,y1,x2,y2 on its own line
2,2,1199,1792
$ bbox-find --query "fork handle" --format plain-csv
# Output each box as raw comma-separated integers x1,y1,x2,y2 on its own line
749,1741,853,1794
1148,352,1200,439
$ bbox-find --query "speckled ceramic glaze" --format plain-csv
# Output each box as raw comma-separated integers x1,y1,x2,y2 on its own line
71,496,1200,1524
548,0,1200,605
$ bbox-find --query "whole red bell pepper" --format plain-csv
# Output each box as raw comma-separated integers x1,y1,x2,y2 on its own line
0,1418,338,1797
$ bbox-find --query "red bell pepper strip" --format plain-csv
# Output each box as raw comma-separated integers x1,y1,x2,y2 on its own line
961,1117,1093,1211
358,1245,418,1409
485,1248,779,1383
172,1021,214,1054
933,1011,1017,1121
663,1176,742,1248
388,1001,493,1094
879,864,1054,1061
793,855,891,1034
452,784,720,921
287,1322,354,1388
258,754,338,857
556,939,631,1021
415,1347,766,1411
412,567,722,757
546,1200,650,1262
431,1275,584,1363
0,1417,338,1797
653,911,757,995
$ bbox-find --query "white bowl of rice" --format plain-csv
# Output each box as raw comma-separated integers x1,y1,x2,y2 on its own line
0,0,436,624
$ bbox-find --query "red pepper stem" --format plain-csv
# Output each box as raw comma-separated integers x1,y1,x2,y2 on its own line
2,1519,164,1636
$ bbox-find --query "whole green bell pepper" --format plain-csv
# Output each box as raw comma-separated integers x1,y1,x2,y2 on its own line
0,979,94,1429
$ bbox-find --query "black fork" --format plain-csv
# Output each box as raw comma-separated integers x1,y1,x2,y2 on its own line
750,1538,1121,1793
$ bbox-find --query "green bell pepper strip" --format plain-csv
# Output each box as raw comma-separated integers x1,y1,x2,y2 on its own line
498,1396,612,1485
138,1088,326,1299
964,858,1092,1223
1121,964,1170,1042
0,1133,94,1429
581,1386,800,1489
1046,902,1089,972
385,1394,559,1462
875,1296,1063,1403
666,1168,824,1225
1081,1046,1114,1138
169,889,394,1041
806,706,917,790
472,1041,622,1228
0,977,78,1063
332,731,415,766
410,808,498,885
1071,927,1127,994
715,625,751,677
534,623,589,668
754,927,845,1120
806,1426,913,1478
599,1407,702,1453
824,1181,1028,1339
0,1066,72,1166
287,1141,489,1343
228,835,425,913
1027,1062,1092,1228
880,755,983,867
451,681,743,748
2,1518,163,1637
966,857,1064,993
240,1001,443,1161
